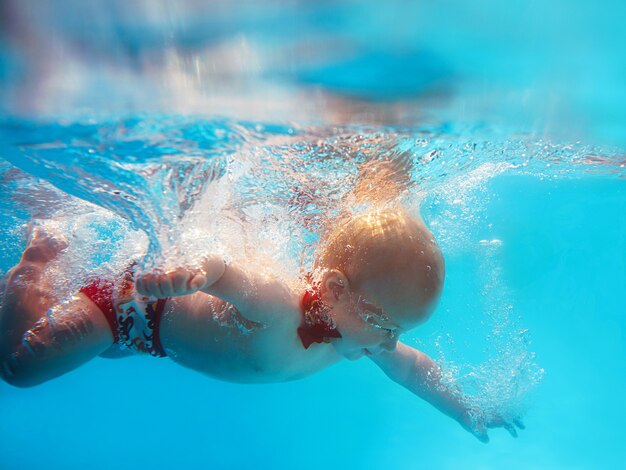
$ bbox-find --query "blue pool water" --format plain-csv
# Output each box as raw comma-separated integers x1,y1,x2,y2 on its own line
1,118,624,470
1,2,625,469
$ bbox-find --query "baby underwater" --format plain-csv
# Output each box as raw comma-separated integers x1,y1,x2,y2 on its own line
0,209,523,442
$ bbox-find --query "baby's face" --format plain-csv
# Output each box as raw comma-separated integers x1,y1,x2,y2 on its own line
330,293,402,360
323,259,441,360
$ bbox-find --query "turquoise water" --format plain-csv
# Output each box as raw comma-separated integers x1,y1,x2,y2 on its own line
1,1,626,469
0,119,624,469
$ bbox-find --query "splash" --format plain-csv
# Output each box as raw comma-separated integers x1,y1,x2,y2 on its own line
454,240,544,423
1,118,622,273
0,116,289,260
0,117,619,413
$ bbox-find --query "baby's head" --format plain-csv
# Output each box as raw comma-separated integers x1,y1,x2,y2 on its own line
315,209,444,360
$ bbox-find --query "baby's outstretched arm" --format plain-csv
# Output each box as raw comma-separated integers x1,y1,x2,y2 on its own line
370,342,524,443
135,256,295,325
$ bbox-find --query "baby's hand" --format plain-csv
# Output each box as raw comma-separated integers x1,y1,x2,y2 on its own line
459,408,525,443
135,267,207,299
135,256,226,299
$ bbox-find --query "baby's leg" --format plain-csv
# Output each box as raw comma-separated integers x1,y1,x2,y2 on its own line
0,228,68,349
0,231,113,387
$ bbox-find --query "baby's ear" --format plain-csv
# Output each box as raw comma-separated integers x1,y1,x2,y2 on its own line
322,269,350,301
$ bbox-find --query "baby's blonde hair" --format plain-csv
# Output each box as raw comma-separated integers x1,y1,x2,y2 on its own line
316,209,443,295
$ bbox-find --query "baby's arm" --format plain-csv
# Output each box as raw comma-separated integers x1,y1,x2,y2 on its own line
135,256,227,299
135,256,293,325
370,342,523,443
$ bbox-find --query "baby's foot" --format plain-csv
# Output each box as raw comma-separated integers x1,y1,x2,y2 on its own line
4,227,68,294
20,225,68,266
1,226,68,339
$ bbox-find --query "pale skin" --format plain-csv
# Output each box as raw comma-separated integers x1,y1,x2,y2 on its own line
0,220,523,443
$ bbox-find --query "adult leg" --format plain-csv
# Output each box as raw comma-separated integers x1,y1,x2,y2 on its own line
0,230,114,387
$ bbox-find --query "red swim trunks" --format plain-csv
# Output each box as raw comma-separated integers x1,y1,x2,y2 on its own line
79,269,168,357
